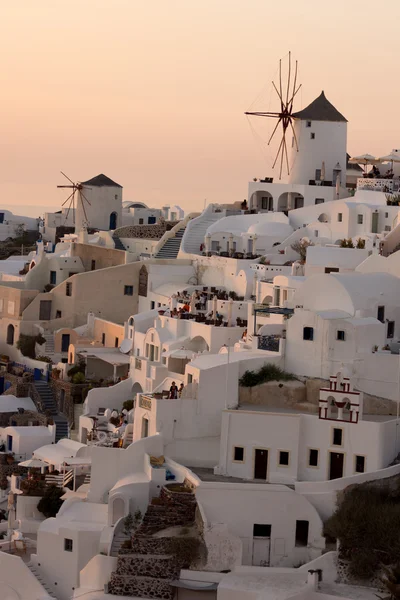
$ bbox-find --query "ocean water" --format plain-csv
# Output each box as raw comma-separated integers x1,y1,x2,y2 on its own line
1,204,58,218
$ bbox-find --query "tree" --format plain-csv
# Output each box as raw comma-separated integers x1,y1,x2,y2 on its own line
37,485,64,518
356,237,365,249
291,239,314,263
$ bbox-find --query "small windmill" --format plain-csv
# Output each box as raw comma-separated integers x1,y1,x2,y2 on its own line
57,172,91,230
245,52,301,179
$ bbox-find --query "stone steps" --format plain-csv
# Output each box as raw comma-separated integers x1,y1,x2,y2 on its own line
27,562,58,599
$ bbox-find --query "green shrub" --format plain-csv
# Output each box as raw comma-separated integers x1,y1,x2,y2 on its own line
239,364,297,387
123,399,134,412
324,478,400,579
37,485,64,517
72,371,85,384
16,333,46,359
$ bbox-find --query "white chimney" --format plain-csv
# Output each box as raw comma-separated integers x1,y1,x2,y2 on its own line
307,569,321,590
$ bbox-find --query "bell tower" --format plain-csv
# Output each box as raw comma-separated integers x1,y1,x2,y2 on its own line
319,367,362,423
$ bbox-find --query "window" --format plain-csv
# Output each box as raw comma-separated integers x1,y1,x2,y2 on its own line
388,321,395,338
337,213,343,222
50,271,57,285
64,538,73,552
278,451,289,466
355,455,365,473
315,169,321,181
150,301,155,309
115,194,118,200
314,230,319,238
332,428,343,446
308,448,319,467
124,285,134,296
66,282,72,297
234,447,244,462
357,214,363,225
337,330,345,341
91,260,96,271
385,212,389,218
253,524,271,537
310,133,315,140
56,310,62,319
295,520,309,547
377,305,385,323
385,225,391,232
306,121,312,128
101,333,106,345
315,198,324,204
303,327,314,341
141,417,149,438
188,373,193,384
325,267,339,274
139,218,144,225
115,337,119,348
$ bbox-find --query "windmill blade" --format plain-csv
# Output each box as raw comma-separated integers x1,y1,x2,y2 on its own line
60,171,76,186
61,190,76,207
78,190,89,223
57,185,75,189
279,134,285,180
286,51,291,107
289,119,299,151
267,117,283,146
79,189,92,206
65,193,75,223
289,60,298,111
272,135,285,169
288,84,302,109
283,134,290,176
279,59,283,112
272,81,283,108
244,111,281,117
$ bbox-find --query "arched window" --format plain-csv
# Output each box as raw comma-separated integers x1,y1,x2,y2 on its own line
6,324,14,345
109,212,117,230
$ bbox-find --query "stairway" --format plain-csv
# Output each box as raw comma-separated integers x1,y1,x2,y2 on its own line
110,530,131,557
155,228,185,259
33,381,69,442
180,212,223,255
42,332,55,356
27,561,57,599
113,236,126,251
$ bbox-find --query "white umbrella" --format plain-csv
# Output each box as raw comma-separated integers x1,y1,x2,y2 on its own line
18,458,47,468
335,173,341,199
378,153,400,171
212,295,218,321
227,297,234,327
320,161,325,182
349,154,380,173
190,292,197,314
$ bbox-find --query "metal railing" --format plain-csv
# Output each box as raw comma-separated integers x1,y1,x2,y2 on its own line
45,469,74,488
257,335,280,352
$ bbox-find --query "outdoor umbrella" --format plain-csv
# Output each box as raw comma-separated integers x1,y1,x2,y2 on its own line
320,161,325,182
18,458,47,469
378,153,400,171
349,154,380,173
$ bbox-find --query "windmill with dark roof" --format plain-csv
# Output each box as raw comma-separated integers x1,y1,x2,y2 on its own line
57,173,123,233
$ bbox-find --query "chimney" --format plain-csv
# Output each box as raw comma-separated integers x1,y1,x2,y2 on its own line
307,569,322,590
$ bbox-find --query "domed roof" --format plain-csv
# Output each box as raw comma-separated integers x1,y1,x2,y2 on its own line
247,222,293,237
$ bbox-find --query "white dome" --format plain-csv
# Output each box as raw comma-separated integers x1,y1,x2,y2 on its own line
247,222,293,237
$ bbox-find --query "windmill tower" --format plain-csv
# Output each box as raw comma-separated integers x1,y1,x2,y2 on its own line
58,173,123,232
289,91,347,186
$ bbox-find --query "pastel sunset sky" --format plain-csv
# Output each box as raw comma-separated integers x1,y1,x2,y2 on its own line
2,0,399,216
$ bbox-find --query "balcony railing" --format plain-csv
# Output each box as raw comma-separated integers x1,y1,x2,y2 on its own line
257,335,280,352
357,178,400,193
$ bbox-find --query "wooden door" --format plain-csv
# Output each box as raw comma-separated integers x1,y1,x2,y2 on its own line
329,451,344,480
254,449,268,480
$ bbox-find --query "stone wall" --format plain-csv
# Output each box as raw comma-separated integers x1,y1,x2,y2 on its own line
3,372,33,398
239,380,308,410
50,380,87,427
114,223,169,240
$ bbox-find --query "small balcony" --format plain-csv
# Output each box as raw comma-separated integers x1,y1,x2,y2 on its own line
357,177,400,193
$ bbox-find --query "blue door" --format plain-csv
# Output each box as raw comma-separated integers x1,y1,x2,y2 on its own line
148,216,156,224
61,334,70,353
0,213,4,224
0,377,4,394
7,435,12,452
109,212,117,229
34,368,42,381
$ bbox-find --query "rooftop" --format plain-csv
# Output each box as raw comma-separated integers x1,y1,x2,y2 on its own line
81,173,122,188
292,91,347,123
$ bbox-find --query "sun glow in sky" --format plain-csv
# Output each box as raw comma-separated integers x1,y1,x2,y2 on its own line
2,0,400,215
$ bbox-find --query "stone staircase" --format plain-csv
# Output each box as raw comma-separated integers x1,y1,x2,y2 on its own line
180,212,223,255
110,531,131,557
109,483,198,599
33,381,69,442
42,332,55,356
155,228,185,259
113,236,126,251
27,561,58,599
